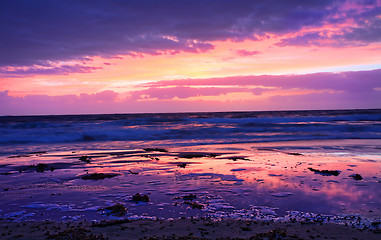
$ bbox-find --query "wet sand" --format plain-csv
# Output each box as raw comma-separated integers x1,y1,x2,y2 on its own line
1,218,380,239
0,139,381,239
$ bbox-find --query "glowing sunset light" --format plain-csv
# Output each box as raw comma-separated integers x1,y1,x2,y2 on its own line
0,0,380,115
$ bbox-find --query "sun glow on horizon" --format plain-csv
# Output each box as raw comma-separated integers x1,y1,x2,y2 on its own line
1,0,380,115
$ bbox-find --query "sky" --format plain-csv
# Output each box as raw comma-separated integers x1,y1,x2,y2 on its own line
0,0,380,115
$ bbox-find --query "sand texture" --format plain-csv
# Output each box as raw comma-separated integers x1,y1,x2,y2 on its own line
1,218,381,240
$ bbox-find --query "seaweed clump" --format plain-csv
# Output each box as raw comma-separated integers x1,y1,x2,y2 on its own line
81,173,118,180
143,148,168,152
79,155,91,163
287,152,303,156
308,168,340,176
229,156,250,161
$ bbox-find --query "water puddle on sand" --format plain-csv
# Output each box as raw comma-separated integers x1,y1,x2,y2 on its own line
0,139,380,227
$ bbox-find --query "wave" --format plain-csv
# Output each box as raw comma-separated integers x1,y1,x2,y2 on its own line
0,109,380,145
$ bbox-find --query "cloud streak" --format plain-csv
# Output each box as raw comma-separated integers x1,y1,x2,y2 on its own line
0,64,102,77
3,0,379,68
144,69,381,93
1,69,380,115
130,86,253,100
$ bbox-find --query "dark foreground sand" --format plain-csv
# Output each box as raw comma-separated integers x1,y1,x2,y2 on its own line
1,218,380,240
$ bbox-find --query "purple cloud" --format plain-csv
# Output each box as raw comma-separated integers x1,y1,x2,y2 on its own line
145,69,381,93
0,0,350,67
342,17,381,44
268,90,381,110
1,85,380,116
278,1,381,47
80,90,118,103
0,90,122,115
0,64,102,77
130,86,253,100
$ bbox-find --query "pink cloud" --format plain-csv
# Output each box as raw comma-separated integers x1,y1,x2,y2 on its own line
130,86,253,100
144,69,381,93
1,69,380,115
236,49,261,56
80,90,118,103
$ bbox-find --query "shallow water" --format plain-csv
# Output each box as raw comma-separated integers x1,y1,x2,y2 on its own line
1,109,380,148
0,139,380,223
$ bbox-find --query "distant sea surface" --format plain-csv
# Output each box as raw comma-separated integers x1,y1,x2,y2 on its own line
0,109,380,153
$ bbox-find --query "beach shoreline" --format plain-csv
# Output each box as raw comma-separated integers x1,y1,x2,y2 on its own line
1,218,381,239
1,140,381,218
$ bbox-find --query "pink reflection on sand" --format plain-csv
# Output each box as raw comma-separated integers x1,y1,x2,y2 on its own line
0,139,380,221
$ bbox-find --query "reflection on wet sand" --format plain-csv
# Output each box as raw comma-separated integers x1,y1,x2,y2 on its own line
0,139,380,228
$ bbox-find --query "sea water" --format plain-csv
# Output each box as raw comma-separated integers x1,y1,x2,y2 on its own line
0,109,380,225
0,109,380,153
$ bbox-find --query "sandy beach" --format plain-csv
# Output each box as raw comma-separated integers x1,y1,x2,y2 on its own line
0,138,380,239
1,218,381,239
2,0,381,237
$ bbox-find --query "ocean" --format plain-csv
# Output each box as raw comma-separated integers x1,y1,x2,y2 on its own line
1,109,380,152
0,109,381,224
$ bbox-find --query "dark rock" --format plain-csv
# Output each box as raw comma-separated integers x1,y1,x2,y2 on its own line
127,170,139,175
7,154,31,158
229,156,249,161
308,168,340,176
81,173,118,180
29,151,47,155
177,163,187,168
132,193,150,202
18,163,54,173
183,194,197,201
184,201,204,209
104,203,127,216
36,163,54,173
143,148,168,152
208,153,218,158
371,221,381,227
287,152,303,156
349,174,363,180
79,155,91,163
